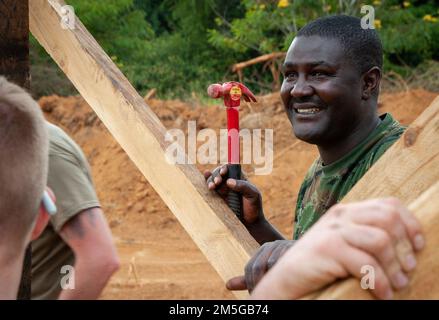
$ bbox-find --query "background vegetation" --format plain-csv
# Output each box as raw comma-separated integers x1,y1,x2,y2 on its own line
30,0,439,99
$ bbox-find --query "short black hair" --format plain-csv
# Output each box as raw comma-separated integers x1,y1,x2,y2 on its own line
297,15,383,74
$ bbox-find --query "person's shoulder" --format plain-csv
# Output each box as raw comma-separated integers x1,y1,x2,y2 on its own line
47,122,69,145
46,122,83,156
381,113,406,138
370,113,406,162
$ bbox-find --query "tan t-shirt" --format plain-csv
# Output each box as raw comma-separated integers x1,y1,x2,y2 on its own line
31,123,100,299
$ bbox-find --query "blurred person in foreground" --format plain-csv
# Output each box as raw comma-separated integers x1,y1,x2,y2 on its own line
0,76,52,299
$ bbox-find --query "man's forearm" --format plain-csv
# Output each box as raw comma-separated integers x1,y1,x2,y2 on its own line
246,218,285,245
58,257,119,300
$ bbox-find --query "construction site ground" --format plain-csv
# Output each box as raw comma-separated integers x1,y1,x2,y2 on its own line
39,89,437,299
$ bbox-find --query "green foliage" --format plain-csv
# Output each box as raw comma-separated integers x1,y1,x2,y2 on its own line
30,0,153,97
207,0,353,55
375,0,439,72
67,0,155,70
30,0,438,99
209,0,439,82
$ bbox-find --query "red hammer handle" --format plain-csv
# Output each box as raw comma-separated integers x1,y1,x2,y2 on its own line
227,107,240,164
207,82,257,220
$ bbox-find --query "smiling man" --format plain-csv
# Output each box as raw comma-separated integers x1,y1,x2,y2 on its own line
283,15,405,240
205,15,406,292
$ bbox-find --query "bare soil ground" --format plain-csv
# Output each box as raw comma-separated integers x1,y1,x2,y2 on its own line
39,89,437,299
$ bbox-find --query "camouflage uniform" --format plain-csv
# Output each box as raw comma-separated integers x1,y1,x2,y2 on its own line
293,113,405,240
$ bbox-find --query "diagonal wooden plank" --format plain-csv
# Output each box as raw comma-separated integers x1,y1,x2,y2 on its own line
29,0,259,299
342,96,439,205
308,97,439,299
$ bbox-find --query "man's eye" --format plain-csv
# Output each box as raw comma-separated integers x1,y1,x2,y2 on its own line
310,71,329,78
284,72,298,81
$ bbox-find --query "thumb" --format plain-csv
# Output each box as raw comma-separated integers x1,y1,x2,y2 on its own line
226,275,247,291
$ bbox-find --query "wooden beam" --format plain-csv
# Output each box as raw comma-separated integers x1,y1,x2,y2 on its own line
0,0,32,300
0,0,29,88
29,0,259,299
342,96,439,205
307,97,439,299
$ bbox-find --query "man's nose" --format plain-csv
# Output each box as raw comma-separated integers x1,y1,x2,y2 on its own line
290,78,313,98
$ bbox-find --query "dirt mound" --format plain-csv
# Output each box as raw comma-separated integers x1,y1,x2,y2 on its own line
39,88,437,299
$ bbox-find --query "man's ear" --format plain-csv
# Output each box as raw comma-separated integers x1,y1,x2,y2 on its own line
31,188,55,241
361,66,381,100
31,206,50,241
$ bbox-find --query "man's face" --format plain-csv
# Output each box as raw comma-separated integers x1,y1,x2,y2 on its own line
281,35,364,145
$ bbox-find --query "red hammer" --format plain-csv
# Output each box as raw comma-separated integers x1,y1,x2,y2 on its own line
207,81,257,220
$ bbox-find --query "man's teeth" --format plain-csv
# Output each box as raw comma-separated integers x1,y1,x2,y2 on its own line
296,108,321,114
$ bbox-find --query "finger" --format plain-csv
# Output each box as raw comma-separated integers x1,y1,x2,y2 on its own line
207,181,215,190
380,201,420,273
206,166,224,189
206,172,215,189
345,201,417,273
226,179,260,200
245,243,277,292
213,165,230,187
213,165,228,182
267,242,291,269
204,170,212,180
244,246,266,292
386,198,424,251
213,174,223,186
339,245,394,300
220,165,228,176
341,223,409,291
226,276,247,291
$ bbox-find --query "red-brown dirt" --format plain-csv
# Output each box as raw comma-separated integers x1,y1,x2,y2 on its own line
39,89,437,299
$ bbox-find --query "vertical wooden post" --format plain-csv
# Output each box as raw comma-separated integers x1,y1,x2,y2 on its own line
0,0,31,300
0,0,30,88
